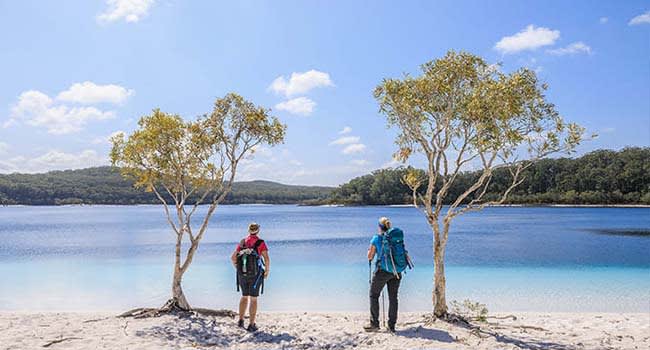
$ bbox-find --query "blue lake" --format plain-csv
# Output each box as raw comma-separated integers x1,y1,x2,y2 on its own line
0,205,648,313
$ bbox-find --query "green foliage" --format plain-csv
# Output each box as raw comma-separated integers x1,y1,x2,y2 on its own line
328,167,424,205
450,299,489,322
326,147,650,205
110,93,286,203
374,51,585,166
1,148,645,206
0,167,332,205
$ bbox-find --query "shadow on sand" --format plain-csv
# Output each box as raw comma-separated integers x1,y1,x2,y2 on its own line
448,317,578,350
135,313,295,348
487,332,578,350
396,326,455,343
134,312,579,350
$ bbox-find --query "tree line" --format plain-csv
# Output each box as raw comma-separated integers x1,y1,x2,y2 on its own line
324,147,650,205
0,166,333,205
2,147,647,206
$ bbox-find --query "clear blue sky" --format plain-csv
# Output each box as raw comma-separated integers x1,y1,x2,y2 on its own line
0,0,648,185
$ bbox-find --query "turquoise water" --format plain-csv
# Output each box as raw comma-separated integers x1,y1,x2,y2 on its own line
0,205,648,312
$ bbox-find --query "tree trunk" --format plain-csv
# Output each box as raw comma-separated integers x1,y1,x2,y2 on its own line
433,238,447,318
172,269,191,310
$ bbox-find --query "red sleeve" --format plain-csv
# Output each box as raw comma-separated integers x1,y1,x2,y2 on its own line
235,243,242,252
257,241,268,254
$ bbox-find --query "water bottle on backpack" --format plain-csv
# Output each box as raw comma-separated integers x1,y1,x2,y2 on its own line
378,227,413,277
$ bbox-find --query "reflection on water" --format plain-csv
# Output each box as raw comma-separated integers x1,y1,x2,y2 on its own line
0,205,648,312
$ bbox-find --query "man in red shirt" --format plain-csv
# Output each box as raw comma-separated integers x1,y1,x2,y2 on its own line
231,222,270,332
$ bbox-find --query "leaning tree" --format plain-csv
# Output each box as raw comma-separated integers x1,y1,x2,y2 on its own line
374,51,586,318
111,93,285,310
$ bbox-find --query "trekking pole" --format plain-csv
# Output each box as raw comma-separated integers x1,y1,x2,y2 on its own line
368,260,371,285
381,290,386,328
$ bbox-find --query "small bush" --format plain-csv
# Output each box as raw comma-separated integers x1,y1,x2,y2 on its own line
450,299,488,322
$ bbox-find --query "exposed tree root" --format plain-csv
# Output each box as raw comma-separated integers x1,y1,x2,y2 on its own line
42,337,82,348
516,324,548,332
432,312,552,343
118,298,236,320
422,312,491,338
118,298,188,319
485,314,517,321
192,308,237,318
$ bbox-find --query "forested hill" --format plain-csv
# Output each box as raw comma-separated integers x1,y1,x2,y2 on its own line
1,148,648,206
0,167,333,205
324,147,650,205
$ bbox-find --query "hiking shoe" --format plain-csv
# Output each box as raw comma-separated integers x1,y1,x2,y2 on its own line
237,319,245,329
247,323,258,332
363,323,380,332
387,325,396,333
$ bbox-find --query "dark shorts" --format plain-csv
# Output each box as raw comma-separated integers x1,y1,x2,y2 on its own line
238,273,263,297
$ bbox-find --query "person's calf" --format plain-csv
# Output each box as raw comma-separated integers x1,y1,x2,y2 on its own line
248,297,258,325
238,296,249,323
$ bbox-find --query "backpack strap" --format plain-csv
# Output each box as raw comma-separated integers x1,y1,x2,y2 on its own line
236,238,245,291
252,239,265,253
260,275,265,295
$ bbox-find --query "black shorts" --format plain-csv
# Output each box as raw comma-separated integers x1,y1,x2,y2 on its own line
238,273,263,297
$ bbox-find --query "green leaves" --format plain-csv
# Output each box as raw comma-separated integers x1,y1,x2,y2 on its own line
375,50,587,220
202,93,286,153
110,94,287,203
375,50,585,166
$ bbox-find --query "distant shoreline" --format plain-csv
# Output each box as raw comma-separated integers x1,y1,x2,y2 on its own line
315,203,650,208
326,204,650,208
2,203,649,208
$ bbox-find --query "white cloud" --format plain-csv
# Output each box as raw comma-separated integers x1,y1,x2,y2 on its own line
329,136,360,145
599,17,608,24
629,11,650,25
0,142,8,155
268,70,334,97
7,82,131,134
381,158,403,169
547,42,592,56
275,97,316,116
92,130,126,144
97,0,154,23
342,143,366,155
494,25,560,54
57,81,134,105
249,145,273,158
0,149,106,173
9,90,114,134
2,119,17,129
236,147,308,183
331,132,366,155
351,159,369,166
339,126,352,134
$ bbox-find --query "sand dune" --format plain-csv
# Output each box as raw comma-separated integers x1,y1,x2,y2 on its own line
1,311,648,349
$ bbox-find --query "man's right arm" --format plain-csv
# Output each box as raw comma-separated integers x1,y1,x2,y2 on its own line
231,249,238,268
367,244,376,261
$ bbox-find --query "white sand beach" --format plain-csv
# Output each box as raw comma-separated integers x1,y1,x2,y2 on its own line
2,311,648,350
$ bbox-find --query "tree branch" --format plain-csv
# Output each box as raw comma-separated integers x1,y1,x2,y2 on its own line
151,185,180,236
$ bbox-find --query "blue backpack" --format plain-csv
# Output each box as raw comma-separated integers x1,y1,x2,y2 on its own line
378,227,412,276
